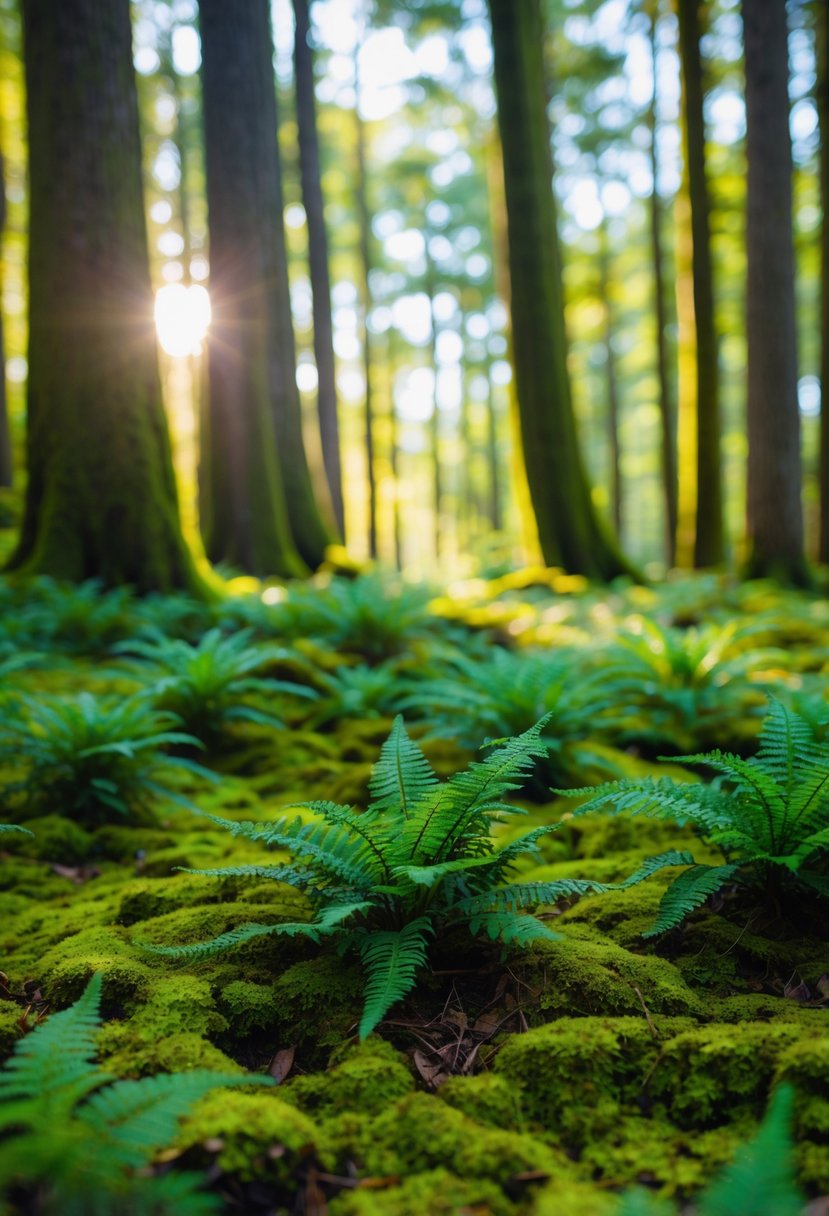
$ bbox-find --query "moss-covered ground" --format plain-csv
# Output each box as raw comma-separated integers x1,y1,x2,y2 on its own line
0,569,827,1213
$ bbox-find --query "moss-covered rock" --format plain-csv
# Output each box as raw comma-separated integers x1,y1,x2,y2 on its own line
328,1168,513,1216
8,814,94,863
775,1039,829,1190
270,955,364,1046
284,1038,414,1120
38,926,153,1011
174,1089,324,1182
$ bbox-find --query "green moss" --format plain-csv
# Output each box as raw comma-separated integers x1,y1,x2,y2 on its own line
174,1089,324,1182
648,1024,807,1128
525,936,702,1018
438,1073,523,1129
117,874,243,925
103,1027,242,1078
7,814,94,863
38,926,153,1011
284,1038,414,1120
218,979,281,1035
494,1016,691,1147
271,955,364,1046
530,1177,622,1216
775,1039,829,1189
0,1000,22,1056
351,1092,564,1185
328,1168,512,1216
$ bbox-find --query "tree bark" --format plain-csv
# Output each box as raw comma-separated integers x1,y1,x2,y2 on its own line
742,0,809,584
353,45,378,561
199,0,330,576
293,0,344,540
599,219,622,536
487,0,634,579
8,0,198,591
647,1,677,564
0,150,11,488
818,0,829,564
676,0,724,567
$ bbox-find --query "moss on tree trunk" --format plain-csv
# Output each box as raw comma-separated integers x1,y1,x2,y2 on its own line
487,0,633,581
7,0,199,593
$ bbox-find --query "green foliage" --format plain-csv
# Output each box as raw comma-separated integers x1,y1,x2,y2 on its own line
400,646,626,776
0,973,271,1216
560,699,829,933
0,577,138,655
116,628,315,744
595,617,785,752
0,691,213,823
300,661,413,729
617,1085,802,1216
143,717,658,1037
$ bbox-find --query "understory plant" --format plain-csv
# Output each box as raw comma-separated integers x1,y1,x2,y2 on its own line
617,1084,801,1216
144,718,687,1037
116,628,315,745
0,691,212,823
0,973,268,1216
559,699,829,935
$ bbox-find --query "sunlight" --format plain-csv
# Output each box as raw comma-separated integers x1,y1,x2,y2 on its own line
154,284,211,357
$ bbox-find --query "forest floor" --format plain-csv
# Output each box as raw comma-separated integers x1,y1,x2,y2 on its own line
0,567,827,1215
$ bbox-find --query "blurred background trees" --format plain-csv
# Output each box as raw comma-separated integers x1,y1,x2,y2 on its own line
0,0,823,589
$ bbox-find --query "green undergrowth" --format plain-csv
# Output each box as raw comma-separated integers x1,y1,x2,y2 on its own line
1,571,828,1213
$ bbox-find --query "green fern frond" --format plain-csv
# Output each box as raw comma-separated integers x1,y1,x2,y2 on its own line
457,878,612,918
399,716,551,866
556,776,732,834
0,822,34,836
138,917,323,960
0,972,105,1115
643,864,740,937
367,715,439,818
465,910,561,946
756,697,823,793
77,1071,253,1168
175,863,324,891
355,918,433,1039
618,850,697,887
698,1085,802,1216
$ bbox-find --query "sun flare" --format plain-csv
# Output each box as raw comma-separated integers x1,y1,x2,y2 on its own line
154,283,211,357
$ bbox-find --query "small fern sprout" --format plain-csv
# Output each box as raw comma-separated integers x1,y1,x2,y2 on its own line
115,628,316,745
0,973,271,1216
142,717,682,1039
558,699,829,935
0,691,215,824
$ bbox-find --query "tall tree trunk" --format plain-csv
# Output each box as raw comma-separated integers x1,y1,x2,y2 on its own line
818,0,829,564
353,48,377,561
0,150,11,488
647,1,677,564
200,0,331,576
425,253,443,563
742,0,808,584
485,359,502,533
676,0,724,567
8,0,198,591
487,0,633,579
599,218,622,535
387,326,403,571
293,0,344,540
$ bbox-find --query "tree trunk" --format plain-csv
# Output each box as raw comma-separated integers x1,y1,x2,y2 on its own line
487,0,633,579
599,219,622,536
818,0,829,564
353,47,377,561
0,150,11,488
425,254,443,563
742,0,809,585
8,0,198,592
647,1,677,564
676,0,724,567
485,359,502,533
199,0,330,576
293,0,344,540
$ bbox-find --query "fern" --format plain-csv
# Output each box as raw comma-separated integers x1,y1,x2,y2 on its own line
0,691,216,824
0,974,270,1215
148,717,667,1037
560,700,829,933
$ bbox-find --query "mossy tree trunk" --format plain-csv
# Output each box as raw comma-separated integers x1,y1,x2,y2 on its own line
0,150,11,488
293,0,344,541
8,0,198,592
818,0,829,564
676,0,724,568
647,1,677,565
199,0,330,576
742,0,809,585
487,0,633,579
